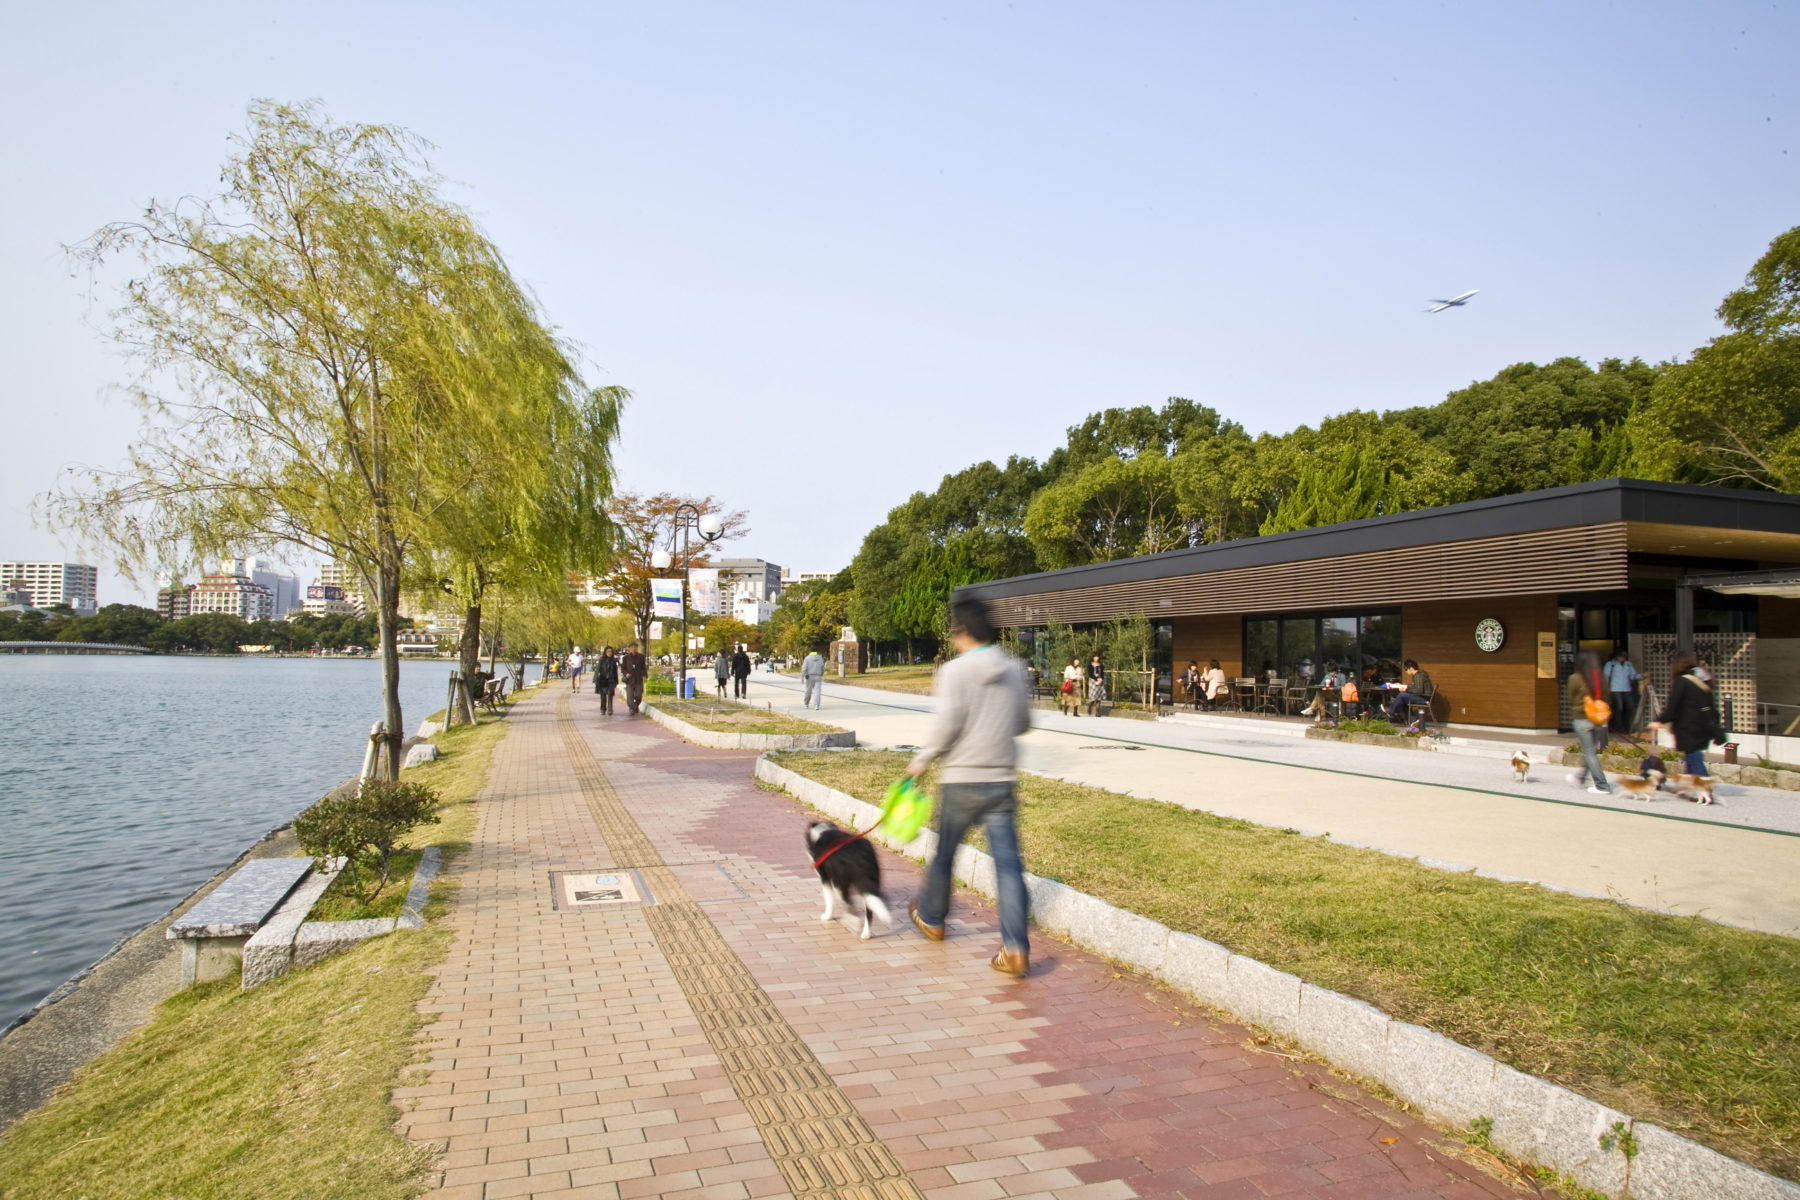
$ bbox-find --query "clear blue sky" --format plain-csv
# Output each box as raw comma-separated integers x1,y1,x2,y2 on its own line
4,1,1795,605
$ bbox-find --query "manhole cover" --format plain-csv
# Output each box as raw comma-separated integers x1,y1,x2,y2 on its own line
549,868,655,910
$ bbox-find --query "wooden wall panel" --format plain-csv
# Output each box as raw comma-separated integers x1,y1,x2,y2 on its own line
1760,596,1800,638
1401,595,1560,729
984,524,1628,628
1172,614,1241,681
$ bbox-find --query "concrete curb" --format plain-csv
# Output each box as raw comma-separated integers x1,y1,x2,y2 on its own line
754,752,1800,1200
645,703,855,750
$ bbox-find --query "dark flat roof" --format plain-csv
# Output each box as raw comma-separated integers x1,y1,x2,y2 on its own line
961,478,1800,601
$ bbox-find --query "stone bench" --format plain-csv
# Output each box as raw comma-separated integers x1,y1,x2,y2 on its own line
166,857,319,986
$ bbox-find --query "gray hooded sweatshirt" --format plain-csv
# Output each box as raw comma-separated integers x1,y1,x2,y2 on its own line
908,644,1032,783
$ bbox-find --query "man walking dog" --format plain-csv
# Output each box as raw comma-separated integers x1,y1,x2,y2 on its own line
906,597,1034,977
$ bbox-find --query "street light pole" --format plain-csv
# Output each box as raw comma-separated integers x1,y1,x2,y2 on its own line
652,504,725,699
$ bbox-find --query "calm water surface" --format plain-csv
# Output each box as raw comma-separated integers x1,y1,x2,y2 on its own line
0,654,528,1028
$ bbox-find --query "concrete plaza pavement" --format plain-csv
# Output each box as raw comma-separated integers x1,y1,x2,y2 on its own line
399,686,1534,1199
736,672,1800,938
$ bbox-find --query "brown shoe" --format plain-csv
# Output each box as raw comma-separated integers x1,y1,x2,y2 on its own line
908,898,944,942
990,947,1029,977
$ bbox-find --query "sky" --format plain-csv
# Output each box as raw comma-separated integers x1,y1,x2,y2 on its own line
3,1,1795,607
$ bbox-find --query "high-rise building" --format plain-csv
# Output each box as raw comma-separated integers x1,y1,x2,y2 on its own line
318,560,370,616
156,574,192,621
188,570,274,621
298,583,359,618
221,557,302,618
714,559,783,619
0,562,98,614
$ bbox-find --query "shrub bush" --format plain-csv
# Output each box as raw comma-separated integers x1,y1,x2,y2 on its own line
294,780,441,902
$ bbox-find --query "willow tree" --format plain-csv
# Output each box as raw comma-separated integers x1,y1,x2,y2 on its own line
48,100,594,775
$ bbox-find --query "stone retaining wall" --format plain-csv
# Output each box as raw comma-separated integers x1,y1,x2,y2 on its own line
754,753,1799,1200
644,703,855,750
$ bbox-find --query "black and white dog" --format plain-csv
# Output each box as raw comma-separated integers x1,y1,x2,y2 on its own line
805,821,892,940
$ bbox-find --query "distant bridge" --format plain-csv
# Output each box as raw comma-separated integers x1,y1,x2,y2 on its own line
0,641,156,654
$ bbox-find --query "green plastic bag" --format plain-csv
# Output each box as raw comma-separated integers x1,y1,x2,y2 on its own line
879,776,933,843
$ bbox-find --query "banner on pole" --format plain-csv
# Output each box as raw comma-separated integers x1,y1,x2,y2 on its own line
649,620,664,640
651,578,684,619
688,568,720,616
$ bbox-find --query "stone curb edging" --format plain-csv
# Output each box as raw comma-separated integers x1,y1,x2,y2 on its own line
1543,748,1800,792
644,703,855,750
753,753,1799,1200
241,847,442,989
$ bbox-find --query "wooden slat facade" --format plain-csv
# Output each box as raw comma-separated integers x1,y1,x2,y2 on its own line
983,523,1630,627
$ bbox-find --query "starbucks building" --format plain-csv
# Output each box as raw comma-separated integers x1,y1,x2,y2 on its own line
956,479,1800,736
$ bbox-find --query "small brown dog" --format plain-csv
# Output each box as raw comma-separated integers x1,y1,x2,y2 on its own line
1673,774,1716,805
1613,770,1665,800
1510,750,1530,782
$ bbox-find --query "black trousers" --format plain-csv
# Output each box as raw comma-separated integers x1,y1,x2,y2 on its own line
733,674,748,698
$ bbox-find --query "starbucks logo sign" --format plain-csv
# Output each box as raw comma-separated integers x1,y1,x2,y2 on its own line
1475,618,1505,653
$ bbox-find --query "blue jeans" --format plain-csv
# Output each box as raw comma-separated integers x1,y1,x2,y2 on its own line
918,781,1030,954
1386,691,1430,718
1680,748,1710,777
1572,718,1611,791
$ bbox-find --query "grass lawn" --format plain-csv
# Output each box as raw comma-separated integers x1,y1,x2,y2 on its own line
657,696,843,736
848,665,939,694
774,749,1800,1181
0,698,517,1198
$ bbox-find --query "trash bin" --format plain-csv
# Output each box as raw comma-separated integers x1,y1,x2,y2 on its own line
680,676,696,700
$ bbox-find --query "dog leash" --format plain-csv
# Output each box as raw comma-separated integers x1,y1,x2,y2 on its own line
810,814,886,871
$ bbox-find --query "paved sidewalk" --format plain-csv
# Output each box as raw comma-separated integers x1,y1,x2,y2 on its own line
398,686,1540,1199
735,673,1800,937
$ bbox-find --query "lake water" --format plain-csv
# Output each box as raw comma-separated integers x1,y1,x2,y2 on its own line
0,654,529,1029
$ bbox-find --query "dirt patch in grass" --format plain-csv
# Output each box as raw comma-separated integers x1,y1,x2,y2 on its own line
658,697,842,736
773,749,1800,1181
848,666,939,695
0,695,517,1197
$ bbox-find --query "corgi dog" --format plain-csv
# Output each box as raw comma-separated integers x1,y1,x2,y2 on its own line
1613,770,1665,800
1674,774,1716,805
1510,750,1530,782
805,821,892,940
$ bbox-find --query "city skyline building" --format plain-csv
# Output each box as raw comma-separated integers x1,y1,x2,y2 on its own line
0,562,98,615
186,570,274,622
155,573,192,622
222,557,301,618
317,560,369,617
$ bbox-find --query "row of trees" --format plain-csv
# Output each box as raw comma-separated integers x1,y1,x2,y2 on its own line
0,602,397,654
848,225,1800,653
44,102,621,774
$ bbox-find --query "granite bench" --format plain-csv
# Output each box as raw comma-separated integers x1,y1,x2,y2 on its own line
165,857,318,986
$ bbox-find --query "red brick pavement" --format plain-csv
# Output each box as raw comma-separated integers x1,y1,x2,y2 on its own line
399,688,1543,1200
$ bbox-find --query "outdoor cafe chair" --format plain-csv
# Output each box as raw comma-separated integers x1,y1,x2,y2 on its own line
1233,677,1256,712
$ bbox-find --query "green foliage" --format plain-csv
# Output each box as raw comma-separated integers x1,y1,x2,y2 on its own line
295,780,441,903
764,574,852,657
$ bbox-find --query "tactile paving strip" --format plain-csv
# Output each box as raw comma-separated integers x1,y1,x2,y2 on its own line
555,696,923,1200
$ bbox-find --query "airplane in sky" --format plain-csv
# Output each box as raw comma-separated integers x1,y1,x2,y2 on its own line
1426,289,1479,313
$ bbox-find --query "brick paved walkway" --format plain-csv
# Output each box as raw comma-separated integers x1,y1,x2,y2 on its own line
397,687,1543,1200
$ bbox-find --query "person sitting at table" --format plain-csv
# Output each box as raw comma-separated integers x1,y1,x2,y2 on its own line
1203,660,1229,710
1299,662,1345,721
1180,660,1203,710
1385,659,1435,719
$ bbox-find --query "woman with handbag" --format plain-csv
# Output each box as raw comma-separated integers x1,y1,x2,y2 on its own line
1652,650,1723,780
1565,650,1614,795
1059,657,1083,717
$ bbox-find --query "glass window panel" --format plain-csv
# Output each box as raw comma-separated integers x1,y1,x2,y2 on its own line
1280,617,1317,682
1245,619,1278,680
1320,617,1358,676
1360,613,1403,681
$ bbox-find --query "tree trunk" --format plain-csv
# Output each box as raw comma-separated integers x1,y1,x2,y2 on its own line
455,601,482,725
375,546,405,781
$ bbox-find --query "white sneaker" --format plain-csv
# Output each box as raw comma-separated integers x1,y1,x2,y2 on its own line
1587,786,1612,795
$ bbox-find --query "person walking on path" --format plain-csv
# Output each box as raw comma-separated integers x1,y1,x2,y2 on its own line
620,641,648,715
1566,650,1614,795
1084,652,1105,715
714,650,731,698
1059,657,1083,717
1652,650,1725,780
566,646,585,692
730,647,751,699
593,646,619,715
906,597,1034,978
800,648,825,709
1604,648,1642,736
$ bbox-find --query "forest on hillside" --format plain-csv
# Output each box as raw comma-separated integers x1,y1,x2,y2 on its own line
764,224,1800,659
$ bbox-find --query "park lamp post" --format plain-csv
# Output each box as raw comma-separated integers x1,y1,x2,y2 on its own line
650,505,725,697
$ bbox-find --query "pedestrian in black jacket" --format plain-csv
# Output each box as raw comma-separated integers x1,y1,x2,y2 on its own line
730,649,752,699
593,646,620,715
1652,650,1724,779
